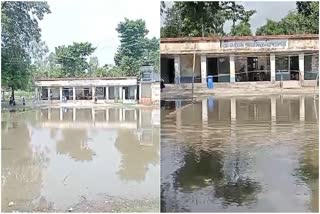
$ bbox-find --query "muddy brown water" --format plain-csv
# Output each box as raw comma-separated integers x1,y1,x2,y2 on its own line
161,95,319,212
1,107,160,212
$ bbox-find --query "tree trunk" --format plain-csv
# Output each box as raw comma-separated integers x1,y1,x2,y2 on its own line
11,87,14,100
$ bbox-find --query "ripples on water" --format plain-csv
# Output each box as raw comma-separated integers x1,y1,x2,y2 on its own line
161,95,319,212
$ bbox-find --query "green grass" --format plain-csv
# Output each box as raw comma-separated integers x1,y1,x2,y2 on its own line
2,90,33,100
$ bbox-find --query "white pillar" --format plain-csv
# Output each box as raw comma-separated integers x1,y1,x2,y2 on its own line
201,55,207,84
122,88,125,102
48,88,51,101
134,87,137,101
202,99,208,123
139,83,142,103
92,87,95,101
230,55,235,83
35,87,39,101
134,109,137,121
299,53,304,81
119,86,123,100
60,87,63,102
73,108,76,121
174,55,181,85
73,87,76,101
60,108,63,120
231,97,236,120
300,96,305,121
270,54,276,82
106,87,109,100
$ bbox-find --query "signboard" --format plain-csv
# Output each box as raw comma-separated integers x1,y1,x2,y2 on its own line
221,39,288,49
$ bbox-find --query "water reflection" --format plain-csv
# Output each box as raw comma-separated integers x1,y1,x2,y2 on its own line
161,95,318,212
2,107,160,212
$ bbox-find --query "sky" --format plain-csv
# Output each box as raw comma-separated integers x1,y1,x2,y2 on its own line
40,1,297,66
39,0,160,66
161,1,297,34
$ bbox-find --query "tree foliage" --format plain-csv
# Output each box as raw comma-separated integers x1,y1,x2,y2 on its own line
1,1,51,97
161,1,256,37
230,21,252,36
256,1,318,35
114,18,160,76
54,42,96,77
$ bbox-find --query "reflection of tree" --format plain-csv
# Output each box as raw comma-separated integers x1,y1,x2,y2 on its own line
56,129,94,161
173,148,261,208
1,119,47,211
296,147,319,212
115,129,159,182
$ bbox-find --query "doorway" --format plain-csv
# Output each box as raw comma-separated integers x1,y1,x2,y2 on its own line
161,58,175,84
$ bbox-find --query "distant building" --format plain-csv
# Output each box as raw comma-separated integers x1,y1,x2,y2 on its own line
161,34,319,88
34,77,138,104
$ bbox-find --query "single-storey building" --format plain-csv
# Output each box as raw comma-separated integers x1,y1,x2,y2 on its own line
34,77,138,104
161,34,319,88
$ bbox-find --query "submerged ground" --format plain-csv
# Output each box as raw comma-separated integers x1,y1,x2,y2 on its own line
1,106,160,212
161,94,319,212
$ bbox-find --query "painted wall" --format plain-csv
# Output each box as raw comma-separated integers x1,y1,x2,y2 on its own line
180,54,201,83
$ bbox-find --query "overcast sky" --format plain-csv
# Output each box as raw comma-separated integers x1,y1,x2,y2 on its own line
39,0,160,66
40,1,297,66
161,1,297,34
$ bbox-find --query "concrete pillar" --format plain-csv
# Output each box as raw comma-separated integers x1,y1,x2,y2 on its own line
106,87,109,100
60,108,63,120
73,87,76,101
202,99,208,123
134,87,137,101
122,88,125,102
92,87,95,101
201,55,207,84
270,54,276,82
231,97,236,120
139,83,142,103
299,53,305,81
48,88,51,101
300,96,305,121
73,108,76,121
35,87,39,101
174,55,181,85
60,87,63,102
271,96,277,122
92,108,95,122
119,86,123,100
230,55,235,83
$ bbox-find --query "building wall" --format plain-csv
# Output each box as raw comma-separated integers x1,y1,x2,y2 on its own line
180,54,201,82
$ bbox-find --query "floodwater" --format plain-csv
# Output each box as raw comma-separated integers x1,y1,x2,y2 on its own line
1,107,160,212
161,95,319,212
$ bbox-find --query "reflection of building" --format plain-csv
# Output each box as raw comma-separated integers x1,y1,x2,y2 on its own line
161,35,318,87
34,77,138,104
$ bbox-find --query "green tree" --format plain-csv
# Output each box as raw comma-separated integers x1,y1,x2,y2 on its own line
88,56,99,77
54,42,96,77
114,18,159,76
161,1,256,37
1,1,51,99
256,1,318,35
230,21,252,36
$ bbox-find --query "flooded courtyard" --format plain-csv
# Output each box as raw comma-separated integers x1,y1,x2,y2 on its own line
161,95,319,212
1,107,160,212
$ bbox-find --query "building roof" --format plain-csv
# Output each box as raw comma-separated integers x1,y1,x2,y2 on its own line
161,34,319,43
35,77,137,81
